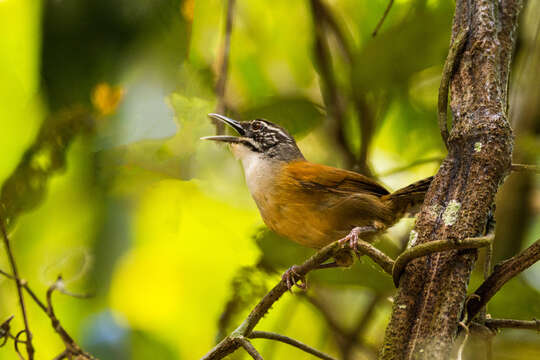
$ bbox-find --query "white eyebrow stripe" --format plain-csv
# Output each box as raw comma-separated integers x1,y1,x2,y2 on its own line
263,123,288,138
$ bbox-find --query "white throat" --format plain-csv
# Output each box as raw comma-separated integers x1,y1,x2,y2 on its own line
230,144,278,196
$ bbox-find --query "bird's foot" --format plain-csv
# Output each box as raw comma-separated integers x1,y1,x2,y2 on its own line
338,226,378,253
281,265,306,292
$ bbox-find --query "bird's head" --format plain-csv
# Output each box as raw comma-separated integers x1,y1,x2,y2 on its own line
202,113,304,162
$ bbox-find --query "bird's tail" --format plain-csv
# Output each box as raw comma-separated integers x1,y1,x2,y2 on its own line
383,176,433,217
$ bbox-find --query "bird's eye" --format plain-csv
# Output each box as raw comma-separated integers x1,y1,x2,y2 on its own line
251,122,262,131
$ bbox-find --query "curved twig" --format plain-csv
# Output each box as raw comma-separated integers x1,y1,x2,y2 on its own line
392,236,492,287
438,28,469,149
466,238,540,321
249,331,337,360
1,220,34,360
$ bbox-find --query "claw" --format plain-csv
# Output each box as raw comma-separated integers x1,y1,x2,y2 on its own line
339,226,378,255
339,227,361,253
281,265,307,292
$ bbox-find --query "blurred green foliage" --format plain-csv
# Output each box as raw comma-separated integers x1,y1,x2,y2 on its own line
0,0,538,359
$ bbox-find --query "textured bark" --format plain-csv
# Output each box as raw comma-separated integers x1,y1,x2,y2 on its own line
379,1,523,359
493,0,540,262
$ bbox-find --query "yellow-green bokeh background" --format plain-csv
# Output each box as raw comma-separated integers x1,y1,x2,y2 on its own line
1,0,538,359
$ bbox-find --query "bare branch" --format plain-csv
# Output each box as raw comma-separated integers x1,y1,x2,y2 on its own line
239,338,263,360
201,236,394,359
511,163,540,174
249,331,337,360
0,269,95,359
0,220,34,360
52,350,69,360
372,0,394,37
45,277,95,359
466,238,540,321
354,240,394,274
484,318,540,331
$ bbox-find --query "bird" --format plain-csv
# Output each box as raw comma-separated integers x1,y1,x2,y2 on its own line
202,113,432,289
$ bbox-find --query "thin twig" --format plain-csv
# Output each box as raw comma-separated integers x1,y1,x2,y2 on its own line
313,0,375,175
438,28,469,149
301,293,348,340
0,268,95,359
239,338,264,360
372,0,394,37
456,321,470,360
213,0,236,134
354,241,394,274
46,276,95,359
511,163,540,173
202,232,500,359
466,238,540,321
201,237,392,360
378,157,444,177
249,331,337,360
392,235,493,287
313,0,353,62
13,330,27,360
310,0,357,170
484,318,540,331
0,220,34,360
52,350,69,360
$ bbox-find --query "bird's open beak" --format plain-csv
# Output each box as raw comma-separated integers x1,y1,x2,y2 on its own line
201,113,245,143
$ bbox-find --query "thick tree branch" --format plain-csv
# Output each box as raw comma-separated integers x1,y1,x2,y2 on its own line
466,238,540,321
381,1,523,358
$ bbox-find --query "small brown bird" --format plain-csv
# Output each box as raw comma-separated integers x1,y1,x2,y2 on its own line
203,113,432,289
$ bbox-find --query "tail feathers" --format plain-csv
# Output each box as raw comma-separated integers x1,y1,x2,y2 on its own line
383,176,433,216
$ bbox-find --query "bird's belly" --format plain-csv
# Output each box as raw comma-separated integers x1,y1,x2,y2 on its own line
253,194,354,249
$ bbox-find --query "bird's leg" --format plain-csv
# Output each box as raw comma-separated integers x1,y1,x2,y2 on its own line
339,225,380,254
282,265,307,291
